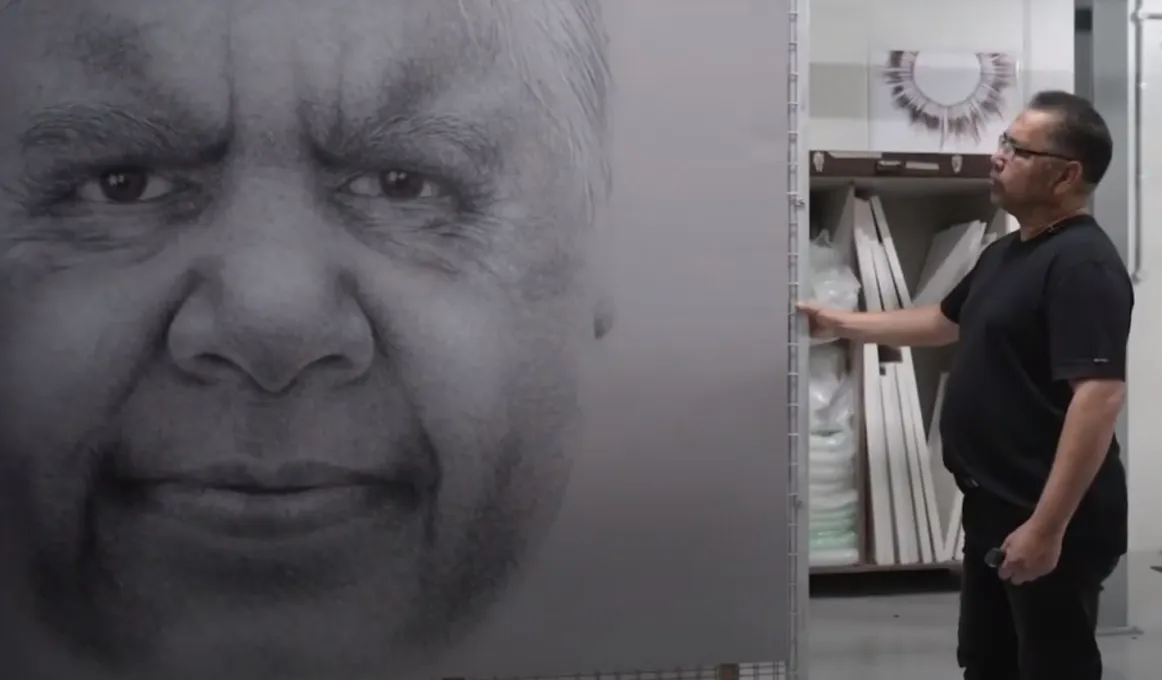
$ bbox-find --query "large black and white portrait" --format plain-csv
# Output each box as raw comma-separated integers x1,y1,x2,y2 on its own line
0,1,793,679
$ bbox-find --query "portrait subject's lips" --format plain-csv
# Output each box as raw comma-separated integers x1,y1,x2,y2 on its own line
106,461,424,541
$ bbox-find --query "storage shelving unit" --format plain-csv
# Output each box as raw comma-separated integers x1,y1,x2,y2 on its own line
806,151,1011,576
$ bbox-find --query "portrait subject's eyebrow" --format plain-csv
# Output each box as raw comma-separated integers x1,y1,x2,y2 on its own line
309,110,502,174
18,103,232,167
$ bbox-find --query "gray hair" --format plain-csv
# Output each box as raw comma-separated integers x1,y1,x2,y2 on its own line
459,0,612,223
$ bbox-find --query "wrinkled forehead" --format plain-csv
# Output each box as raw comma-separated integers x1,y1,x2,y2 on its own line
0,0,600,129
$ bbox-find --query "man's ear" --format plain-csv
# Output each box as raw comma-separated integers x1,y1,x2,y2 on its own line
593,292,615,339
1056,160,1084,195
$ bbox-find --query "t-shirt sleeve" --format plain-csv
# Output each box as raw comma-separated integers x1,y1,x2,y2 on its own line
939,266,976,324
1047,259,1134,382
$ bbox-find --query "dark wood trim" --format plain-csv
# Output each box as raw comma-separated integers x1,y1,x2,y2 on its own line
809,151,993,181
1076,7,1093,33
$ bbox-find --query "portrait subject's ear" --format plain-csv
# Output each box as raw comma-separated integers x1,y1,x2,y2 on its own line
593,291,615,340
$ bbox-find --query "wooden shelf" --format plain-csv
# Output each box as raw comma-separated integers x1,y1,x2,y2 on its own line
809,561,962,598
810,561,960,576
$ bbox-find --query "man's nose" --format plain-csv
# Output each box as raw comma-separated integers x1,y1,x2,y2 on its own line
167,246,374,394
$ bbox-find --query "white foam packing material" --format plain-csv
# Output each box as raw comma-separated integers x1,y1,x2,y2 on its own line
805,231,862,566
807,231,861,347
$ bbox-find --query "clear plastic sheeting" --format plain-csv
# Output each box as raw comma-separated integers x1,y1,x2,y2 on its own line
805,232,861,567
806,232,861,345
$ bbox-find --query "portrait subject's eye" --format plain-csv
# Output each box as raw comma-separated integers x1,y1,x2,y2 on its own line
341,170,446,202
879,50,1017,147
75,167,179,205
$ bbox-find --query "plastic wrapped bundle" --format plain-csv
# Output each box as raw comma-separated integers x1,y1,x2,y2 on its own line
805,232,862,567
806,231,861,346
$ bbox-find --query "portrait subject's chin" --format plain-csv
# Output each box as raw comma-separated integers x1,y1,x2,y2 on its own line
1,423,576,679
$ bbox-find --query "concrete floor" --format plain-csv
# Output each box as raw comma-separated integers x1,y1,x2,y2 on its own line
807,552,1162,679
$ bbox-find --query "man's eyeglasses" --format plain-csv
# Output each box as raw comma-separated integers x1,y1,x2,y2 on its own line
997,133,1075,161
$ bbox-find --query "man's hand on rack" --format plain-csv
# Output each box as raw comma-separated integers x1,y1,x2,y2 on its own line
797,302,849,341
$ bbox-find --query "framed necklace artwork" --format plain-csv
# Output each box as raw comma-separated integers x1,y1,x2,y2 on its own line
869,49,1020,154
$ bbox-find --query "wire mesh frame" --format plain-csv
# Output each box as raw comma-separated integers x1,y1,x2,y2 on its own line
784,0,809,675
452,2,807,679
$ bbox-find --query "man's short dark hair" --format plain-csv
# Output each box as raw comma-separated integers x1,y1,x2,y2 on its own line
1028,89,1113,187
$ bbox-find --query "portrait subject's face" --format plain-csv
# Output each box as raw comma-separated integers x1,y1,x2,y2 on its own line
0,1,609,678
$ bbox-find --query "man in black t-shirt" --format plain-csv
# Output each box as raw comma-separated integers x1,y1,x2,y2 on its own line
799,90,1131,680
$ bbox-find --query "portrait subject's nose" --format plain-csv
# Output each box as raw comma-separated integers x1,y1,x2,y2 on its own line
168,247,375,393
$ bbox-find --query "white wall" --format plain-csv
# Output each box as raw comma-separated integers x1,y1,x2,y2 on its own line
1128,2,1162,552
808,0,1075,151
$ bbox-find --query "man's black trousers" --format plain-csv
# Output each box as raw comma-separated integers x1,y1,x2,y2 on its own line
956,488,1121,680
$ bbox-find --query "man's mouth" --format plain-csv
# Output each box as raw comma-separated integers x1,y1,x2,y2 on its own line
105,461,423,541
